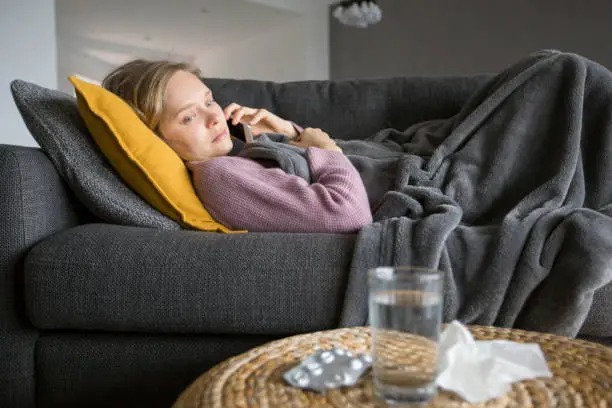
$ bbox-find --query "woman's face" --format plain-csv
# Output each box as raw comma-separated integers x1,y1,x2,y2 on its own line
158,70,232,162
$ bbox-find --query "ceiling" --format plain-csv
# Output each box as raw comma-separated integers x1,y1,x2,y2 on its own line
55,0,302,62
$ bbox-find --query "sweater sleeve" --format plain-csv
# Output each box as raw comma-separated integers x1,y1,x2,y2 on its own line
188,148,373,233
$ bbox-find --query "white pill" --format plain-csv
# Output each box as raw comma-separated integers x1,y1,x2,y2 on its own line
350,359,364,370
305,361,321,371
310,367,323,376
320,351,335,363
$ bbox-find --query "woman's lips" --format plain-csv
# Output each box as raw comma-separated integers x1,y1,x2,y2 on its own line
212,130,228,143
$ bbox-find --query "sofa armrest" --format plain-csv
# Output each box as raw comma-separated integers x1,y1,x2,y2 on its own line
0,144,83,407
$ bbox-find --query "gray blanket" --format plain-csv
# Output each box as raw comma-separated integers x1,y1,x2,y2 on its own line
243,50,612,337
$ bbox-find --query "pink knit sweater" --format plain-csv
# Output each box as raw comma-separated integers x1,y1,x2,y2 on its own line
186,147,372,232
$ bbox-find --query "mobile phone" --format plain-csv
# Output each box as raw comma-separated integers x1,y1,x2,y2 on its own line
242,123,254,143
227,120,254,143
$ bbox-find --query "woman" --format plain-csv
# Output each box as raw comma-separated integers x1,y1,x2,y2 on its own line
102,59,373,233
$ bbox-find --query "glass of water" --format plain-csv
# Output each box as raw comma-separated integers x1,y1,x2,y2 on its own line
368,266,443,406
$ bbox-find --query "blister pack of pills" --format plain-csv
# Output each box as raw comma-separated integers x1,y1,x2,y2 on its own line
283,348,373,392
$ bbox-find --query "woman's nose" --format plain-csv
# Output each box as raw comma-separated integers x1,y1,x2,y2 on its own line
205,112,221,129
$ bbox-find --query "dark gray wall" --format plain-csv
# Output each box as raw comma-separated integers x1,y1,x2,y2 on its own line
330,0,612,79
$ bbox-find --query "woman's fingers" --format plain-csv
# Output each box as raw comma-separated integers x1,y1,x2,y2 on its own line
248,109,268,125
224,103,256,124
288,140,305,148
232,107,253,125
232,109,247,125
223,103,241,120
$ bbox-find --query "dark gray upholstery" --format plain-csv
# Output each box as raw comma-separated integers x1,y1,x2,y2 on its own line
25,224,356,335
10,80,180,231
0,145,82,407
582,283,612,337
2,74,609,408
36,333,276,408
578,334,612,347
204,75,491,140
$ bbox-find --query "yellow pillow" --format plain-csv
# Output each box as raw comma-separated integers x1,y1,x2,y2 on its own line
68,76,244,233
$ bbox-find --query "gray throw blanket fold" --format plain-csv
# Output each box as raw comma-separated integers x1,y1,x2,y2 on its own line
339,50,612,337
238,133,312,182
242,50,612,337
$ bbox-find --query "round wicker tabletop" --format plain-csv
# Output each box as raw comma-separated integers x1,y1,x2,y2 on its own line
172,326,611,408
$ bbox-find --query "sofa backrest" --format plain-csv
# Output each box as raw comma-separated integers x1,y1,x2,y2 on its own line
204,75,492,140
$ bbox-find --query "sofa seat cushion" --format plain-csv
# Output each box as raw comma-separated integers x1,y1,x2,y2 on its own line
24,224,356,335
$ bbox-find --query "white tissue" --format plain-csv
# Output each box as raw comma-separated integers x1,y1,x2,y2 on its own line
436,321,553,403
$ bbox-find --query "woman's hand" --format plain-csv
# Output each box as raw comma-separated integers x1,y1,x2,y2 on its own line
224,103,299,139
288,128,342,152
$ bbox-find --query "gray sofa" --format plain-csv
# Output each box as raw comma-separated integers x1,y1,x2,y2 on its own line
1,74,608,408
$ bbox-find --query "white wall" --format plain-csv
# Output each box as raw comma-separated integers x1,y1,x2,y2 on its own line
56,1,330,87
196,12,329,82
216,0,330,81
56,40,116,95
56,36,194,95
304,4,330,81
1,0,57,146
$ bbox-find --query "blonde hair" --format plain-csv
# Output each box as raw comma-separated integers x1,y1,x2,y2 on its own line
102,59,201,133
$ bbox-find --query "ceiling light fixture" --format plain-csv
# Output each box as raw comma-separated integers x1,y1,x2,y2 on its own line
332,0,382,28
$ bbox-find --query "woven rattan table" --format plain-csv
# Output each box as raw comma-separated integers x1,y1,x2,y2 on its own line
173,326,611,407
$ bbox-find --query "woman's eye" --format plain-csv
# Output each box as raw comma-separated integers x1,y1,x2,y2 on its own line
182,114,195,124
206,99,215,107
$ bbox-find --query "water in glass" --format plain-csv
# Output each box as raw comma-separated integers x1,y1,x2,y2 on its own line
370,288,442,405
